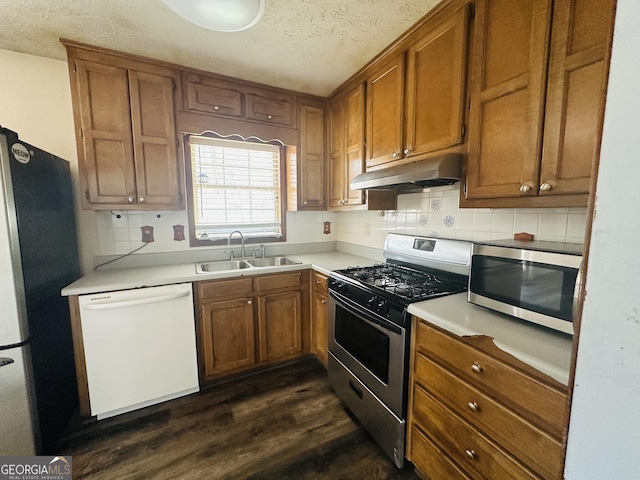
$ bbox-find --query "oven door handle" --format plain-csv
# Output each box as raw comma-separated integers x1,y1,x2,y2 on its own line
329,290,403,335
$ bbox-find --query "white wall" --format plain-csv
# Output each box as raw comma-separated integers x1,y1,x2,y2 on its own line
564,0,640,477
0,49,96,273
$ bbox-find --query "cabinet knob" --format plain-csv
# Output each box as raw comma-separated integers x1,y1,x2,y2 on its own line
128,196,135,203
321,299,327,304
214,105,220,111
467,402,479,412
520,184,531,193
403,148,411,155
139,197,145,203
471,363,483,374
465,449,477,461
315,280,322,285
303,201,308,205
267,115,273,120
248,300,252,305
540,182,553,191
392,152,400,158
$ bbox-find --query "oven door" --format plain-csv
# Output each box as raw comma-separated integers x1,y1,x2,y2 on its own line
328,291,406,418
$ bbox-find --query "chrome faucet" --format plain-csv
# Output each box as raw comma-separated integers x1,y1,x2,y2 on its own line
228,230,246,258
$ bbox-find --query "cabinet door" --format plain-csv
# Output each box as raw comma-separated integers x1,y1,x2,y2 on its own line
129,71,182,208
466,0,552,200
246,93,294,126
184,73,244,117
298,104,326,209
200,298,255,379
405,5,470,157
539,0,615,196
257,291,302,362
76,60,136,206
366,54,405,170
344,83,367,206
328,96,347,208
311,273,329,367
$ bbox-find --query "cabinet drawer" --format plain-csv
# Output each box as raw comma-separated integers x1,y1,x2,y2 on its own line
312,271,328,295
410,424,471,480
246,93,293,126
416,321,566,437
415,353,563,479
412,386,537,480
198,277,253,301
254,272,302,292
186,82,243,117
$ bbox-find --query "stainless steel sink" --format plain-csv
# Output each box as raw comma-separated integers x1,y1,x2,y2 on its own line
245,256,301,267
195,256,301,273
196,260,252,273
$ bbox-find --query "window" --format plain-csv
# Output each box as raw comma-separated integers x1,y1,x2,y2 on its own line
186,135,286,246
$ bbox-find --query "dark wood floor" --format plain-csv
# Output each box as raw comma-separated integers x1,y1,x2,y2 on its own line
57,357,421,479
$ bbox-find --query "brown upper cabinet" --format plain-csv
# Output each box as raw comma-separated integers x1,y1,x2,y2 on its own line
329,83,366,208
183,72,295,127
366,4,471,171
64,43,184,211
464,0,616,207
295,101,327,210
329,83,397,210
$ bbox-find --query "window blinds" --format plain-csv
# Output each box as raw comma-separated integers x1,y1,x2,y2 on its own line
190,136,282,239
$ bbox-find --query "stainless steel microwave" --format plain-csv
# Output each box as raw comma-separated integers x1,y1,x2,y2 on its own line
468,241,582,335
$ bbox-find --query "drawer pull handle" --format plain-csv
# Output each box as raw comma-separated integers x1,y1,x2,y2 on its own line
467,402,479,412
349,380,363,399
471,363,483,374
465,449,477,461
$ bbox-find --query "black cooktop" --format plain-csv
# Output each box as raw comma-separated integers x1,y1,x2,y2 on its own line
331,262,468,303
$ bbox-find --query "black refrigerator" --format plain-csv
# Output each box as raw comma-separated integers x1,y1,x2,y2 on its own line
0,126,81,454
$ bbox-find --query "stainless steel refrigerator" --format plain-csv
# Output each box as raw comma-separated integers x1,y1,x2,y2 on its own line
0,127,80,454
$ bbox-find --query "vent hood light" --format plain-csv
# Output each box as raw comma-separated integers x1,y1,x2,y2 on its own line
350,153,462,192
162,0,265,32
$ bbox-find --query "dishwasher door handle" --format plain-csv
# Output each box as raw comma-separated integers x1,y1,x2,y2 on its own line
82,290,191,311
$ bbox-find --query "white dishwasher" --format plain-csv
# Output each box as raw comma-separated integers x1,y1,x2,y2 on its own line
79,283,199,419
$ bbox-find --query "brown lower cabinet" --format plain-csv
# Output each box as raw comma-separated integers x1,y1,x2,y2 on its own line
407,317,569,480
310,271,329,367
196,271,310,382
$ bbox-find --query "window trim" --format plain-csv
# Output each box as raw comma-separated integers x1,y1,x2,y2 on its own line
184,132,288,248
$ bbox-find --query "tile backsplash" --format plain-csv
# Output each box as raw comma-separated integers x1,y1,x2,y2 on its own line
95,186,587,258
95,210,338,256
334,186,588,249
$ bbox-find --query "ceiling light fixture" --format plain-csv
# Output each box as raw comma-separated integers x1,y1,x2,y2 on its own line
162,0,265,32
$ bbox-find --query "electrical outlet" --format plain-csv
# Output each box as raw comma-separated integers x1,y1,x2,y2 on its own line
323,221,331,234
173,225,185,241
141,226,154,243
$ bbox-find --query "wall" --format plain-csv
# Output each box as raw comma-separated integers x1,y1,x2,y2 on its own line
335,186,587,247
0,49,96,274
564,0,640,477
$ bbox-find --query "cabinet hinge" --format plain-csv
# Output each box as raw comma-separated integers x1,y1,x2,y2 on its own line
79,127,84,139
85,190,90,200
73,61,77,73
200,305,204,317
179,192,183,201
463,181,468,199
461,125,466,140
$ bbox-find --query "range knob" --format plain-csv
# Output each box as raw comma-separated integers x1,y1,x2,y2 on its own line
376,299,389,315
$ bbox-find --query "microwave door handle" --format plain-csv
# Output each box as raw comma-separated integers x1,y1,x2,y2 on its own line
573,261,584,323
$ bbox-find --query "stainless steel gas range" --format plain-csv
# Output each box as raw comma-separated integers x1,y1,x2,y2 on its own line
327,234,471,468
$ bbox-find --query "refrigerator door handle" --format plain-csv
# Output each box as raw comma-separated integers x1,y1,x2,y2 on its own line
0,357,15,368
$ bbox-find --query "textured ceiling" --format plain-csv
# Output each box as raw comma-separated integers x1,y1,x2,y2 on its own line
0,0,441,96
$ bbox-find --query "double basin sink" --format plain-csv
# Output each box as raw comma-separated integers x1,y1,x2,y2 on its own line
196,256,302,274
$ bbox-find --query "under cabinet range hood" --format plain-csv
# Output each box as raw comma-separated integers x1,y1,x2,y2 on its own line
350,153,462,192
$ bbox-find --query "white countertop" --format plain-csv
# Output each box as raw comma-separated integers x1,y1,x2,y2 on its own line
61,251,378,296
408,293,574,385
